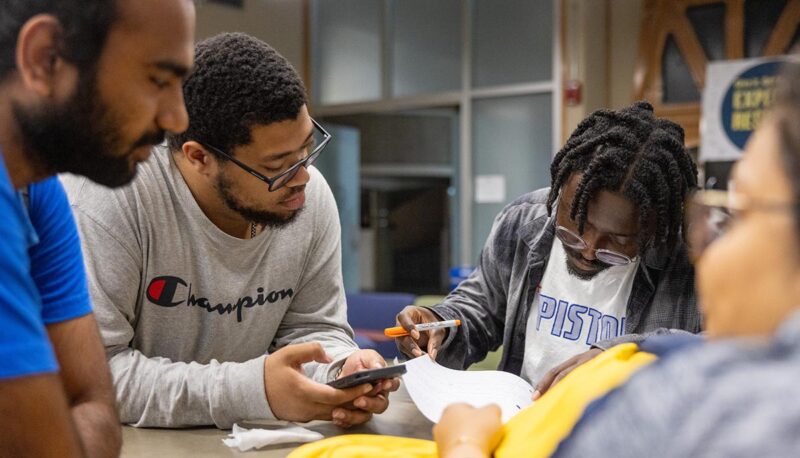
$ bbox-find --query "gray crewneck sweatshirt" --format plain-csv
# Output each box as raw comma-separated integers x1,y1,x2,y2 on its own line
61,148,358,428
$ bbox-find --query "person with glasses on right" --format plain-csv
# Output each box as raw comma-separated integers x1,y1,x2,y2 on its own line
396,101,701,398
61,32,398,430
294,65,800,458
429,59,800,458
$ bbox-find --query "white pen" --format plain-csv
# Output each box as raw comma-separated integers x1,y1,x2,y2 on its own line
384,319,462,338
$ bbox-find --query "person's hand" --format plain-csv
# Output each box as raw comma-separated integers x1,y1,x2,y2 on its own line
331,349,401,428
263,343,374,423
395,306,446,359
532,348,603,400
433,404,503,458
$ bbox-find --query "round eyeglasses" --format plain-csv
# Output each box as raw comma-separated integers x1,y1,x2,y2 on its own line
686,189,800,261
555,225,637,266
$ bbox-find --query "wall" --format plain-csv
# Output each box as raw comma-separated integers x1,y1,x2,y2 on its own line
195,0,306,79
561,0,643,142
608,0,643,109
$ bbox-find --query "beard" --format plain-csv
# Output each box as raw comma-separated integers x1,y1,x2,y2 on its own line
215,169,302,229
12,68,164,188
562,244,611,280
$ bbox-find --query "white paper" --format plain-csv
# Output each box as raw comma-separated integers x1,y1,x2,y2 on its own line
475,175,506,204
222,423,323,452
402,356,533,423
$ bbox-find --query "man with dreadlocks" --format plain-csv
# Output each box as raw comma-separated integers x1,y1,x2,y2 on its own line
396,101,700,396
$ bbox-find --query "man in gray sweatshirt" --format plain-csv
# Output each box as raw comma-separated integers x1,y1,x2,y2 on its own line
62,33,396,429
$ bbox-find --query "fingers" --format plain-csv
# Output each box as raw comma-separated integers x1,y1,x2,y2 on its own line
362,378,397,398
551,363,578,388
396,307,423,340
437,403,470,425
435,403,503,457
534,363,577,400
534,349,604,399
331,407,373,428
303,378,374,406
383,377,401,393
360,350,387,369
481,403,502,419
330,379,395,427
443,402,474,414
533,369,559,399
341,349,386,377
427,329,445,360
363,381,386,398
281,342,332,366
331,408,351,428
534,355,579,398
396,336,425,358
352,392,389,414
439,403,497,416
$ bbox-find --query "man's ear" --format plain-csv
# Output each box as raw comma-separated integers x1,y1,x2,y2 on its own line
181,141,218,176
15,15,68,97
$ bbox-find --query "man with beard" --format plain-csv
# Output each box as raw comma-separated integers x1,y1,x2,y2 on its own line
62,32,397,430
0,0,194,455
396,102,701,396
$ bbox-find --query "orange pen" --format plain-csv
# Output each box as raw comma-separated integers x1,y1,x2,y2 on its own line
384,319,461,338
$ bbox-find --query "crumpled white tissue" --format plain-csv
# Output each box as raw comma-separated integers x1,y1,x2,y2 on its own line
222,423,324,452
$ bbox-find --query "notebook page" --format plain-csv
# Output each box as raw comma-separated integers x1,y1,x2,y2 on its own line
402,355,534,423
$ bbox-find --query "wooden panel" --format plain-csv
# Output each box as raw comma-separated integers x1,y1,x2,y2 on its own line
725,0,745,58
668,2,708,88
634,0,800,149
634,0,666,101
763,1,800,55
654,103,701,148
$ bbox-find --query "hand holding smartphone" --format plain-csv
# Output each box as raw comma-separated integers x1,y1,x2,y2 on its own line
327,364,406,389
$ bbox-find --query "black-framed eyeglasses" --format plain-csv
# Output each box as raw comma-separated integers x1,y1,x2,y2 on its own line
196,118,332,192
686,189,800,260
555,225,637,266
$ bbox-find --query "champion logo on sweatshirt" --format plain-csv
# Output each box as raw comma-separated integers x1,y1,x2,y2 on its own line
146,275,294,322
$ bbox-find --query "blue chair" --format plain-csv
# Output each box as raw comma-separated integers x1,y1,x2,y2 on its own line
352,333,379,353
346,292,416,359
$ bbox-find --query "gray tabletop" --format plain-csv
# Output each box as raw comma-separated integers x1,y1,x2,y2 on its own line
121,384,433,457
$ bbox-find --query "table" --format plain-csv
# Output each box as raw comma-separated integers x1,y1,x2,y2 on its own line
121,384,433,457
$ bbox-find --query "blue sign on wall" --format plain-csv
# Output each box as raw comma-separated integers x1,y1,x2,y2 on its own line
720,60,782,149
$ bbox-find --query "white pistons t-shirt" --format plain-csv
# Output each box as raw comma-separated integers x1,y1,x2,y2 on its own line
520,238,639,385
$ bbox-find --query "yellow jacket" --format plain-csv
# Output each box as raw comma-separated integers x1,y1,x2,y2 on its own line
290,344,656,458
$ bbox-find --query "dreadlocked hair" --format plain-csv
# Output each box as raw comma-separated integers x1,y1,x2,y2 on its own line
546,101,698,251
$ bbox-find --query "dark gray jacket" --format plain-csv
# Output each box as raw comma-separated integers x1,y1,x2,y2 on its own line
432,188,701,374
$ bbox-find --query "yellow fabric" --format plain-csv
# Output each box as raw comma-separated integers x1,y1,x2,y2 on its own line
495,343,656,458
287,435,437,458
289,344,655,458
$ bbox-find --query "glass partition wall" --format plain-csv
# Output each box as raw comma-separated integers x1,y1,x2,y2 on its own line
311,0,559,294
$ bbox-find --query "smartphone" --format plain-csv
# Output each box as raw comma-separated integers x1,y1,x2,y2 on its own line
327,364,407,389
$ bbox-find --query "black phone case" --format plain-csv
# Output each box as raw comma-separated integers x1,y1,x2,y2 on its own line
327,364,407,389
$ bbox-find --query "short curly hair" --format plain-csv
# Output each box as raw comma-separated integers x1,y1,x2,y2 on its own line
167,32,307,157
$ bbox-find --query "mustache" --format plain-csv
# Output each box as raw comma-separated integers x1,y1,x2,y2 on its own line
563,245,609,269
132,130,166,149
281,185,306,200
